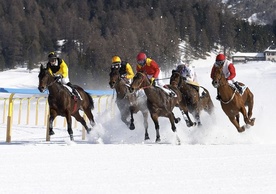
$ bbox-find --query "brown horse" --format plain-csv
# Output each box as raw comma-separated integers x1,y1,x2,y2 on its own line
109,69,150,140
130,72,195,143
211,65,255,132
170,70,214,125
38,64,95,141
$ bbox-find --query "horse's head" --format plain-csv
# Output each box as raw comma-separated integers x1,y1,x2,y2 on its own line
211,65,225,88
109,69,121,89
38,64,53,93
170,70,182,87
129,72,149,93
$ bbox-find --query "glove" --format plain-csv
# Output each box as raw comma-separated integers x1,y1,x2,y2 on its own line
54,74,62,81
150,77,155,86
121,74,126,78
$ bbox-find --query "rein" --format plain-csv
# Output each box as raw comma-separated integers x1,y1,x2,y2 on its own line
136,72,152,90
216,70,237,104
220,89,237,104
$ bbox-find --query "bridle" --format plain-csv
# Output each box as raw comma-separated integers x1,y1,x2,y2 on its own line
133,72,151,90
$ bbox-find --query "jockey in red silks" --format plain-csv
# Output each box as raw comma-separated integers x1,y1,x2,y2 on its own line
210,53,244,99
136,52,174,96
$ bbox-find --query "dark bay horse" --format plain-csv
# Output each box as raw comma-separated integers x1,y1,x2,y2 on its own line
211,65,255,132
170,70,214,125
130,72,195,143
38,64,95,141
109,69,149,140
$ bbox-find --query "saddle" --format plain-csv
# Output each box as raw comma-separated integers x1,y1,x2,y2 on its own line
63,85,82,100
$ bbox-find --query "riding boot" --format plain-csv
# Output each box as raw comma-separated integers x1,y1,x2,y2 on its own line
234,82,243,94
67,82,77,97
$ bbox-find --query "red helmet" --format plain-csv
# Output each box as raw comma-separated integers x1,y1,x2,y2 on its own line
216,54,225,61
136,52,147,61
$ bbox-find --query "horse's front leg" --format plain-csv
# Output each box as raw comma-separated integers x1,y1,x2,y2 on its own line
194,111,202,126
49,115,55,135
151,114,160,142
65,113,74,141
181,110,196,127
49,109,57,136
228,116,245,133
129,107,135,130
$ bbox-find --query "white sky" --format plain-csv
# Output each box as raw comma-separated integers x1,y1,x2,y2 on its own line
0,54,276,194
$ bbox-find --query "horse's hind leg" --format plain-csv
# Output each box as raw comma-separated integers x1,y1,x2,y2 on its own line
83,108,95,129
142,111,149,140
73,111,91,134
151,114,160,142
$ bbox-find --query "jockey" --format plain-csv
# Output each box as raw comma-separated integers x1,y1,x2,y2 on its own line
210,53,244,99
176,63,198,83
111,55,134,84
175,63,207,97
46,52,78,97
136,52,174,96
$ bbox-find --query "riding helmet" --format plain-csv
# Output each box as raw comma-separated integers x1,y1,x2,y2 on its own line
216,54,225,61
136,52,147,61
112,56,121,64
136,52,147,66
48,52,57,59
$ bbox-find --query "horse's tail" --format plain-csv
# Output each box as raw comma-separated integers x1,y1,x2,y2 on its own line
85,92,94,110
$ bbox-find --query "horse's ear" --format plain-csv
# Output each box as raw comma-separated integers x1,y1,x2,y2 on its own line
40,63,47,69
172,69,176,74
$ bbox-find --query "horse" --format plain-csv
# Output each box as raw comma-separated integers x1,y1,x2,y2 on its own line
170,70,214,125
129,72,195,143
38,64,95,141
109,69,150,140
211,65,255,132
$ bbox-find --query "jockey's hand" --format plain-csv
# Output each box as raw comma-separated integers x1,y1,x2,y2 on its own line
121,74,126,78
150,77,155,86
54,74,62,81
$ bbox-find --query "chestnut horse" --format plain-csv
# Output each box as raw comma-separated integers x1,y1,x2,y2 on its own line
211,65,255,132
170,70,214,125
130,72,195,143
38,64,95,141
109,69,149,140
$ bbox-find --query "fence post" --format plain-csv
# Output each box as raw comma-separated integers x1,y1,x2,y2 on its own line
6,93,15,143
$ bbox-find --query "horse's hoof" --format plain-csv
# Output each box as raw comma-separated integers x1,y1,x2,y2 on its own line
129,123,135,130
175,117,181,124
238,126,246,133
70,134,74,141
87,128,92,134
155,138,161,143
250,118,255,126
145,136,150,141
49,130,55,135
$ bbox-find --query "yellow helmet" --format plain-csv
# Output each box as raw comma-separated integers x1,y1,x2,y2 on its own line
112,56,121,64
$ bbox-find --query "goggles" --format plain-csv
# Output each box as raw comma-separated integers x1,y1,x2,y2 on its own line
137,60,146,66
111,63,121,69
49,58,56,63
215,60,224,66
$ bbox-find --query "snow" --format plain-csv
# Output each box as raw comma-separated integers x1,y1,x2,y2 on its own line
1,56,276,194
